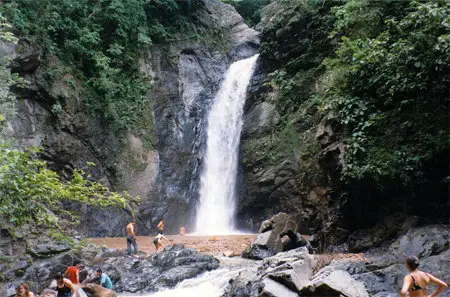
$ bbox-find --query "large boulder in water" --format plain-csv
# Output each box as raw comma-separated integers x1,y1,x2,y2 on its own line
242,213,312,259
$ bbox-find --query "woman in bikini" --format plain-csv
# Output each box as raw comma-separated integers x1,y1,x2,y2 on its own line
401,256,448,297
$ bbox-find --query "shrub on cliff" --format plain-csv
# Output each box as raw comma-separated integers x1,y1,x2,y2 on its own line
0,145,137,228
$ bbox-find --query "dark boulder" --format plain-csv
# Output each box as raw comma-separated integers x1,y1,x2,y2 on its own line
242,213,312,259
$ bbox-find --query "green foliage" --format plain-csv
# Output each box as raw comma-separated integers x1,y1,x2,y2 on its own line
51,102,62,115
260,0,337,110
0,13,21,132
51,231,88,252
322,1,449,187
257,0,449,208
330,0,409,39
0,145,138,228
1,0,194,132
221,0,270,26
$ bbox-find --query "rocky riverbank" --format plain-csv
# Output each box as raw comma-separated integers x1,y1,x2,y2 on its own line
0,223,220,297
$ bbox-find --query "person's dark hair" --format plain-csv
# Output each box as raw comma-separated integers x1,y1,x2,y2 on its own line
405,256,420,270
56,272,64,280
74,260,81,266
17,283,30,295
96,268,103,273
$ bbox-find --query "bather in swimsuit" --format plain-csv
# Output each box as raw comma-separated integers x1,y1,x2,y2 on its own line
410,274,427,291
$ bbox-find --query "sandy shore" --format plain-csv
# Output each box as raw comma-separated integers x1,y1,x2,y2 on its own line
88,234,256,256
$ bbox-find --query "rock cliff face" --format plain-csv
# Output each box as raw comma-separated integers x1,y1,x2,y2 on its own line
237,0,448,252
137,0,259,234
1,39,155,237
3,0,258,236
236,0,343,240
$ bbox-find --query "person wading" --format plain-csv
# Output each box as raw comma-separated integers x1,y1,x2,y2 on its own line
400,256,448,297
126,220,138,256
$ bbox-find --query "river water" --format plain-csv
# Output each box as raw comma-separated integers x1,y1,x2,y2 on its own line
195,54,260,235
120,257,258,297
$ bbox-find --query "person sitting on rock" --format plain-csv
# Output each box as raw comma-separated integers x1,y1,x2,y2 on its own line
401,256,447,297
55,273,75,297
279,230,313,253
16,283,35,297
95,268,113,290
153,233,170,253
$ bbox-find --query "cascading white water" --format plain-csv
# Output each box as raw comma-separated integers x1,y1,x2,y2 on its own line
129,257,257,297
195,54,259,235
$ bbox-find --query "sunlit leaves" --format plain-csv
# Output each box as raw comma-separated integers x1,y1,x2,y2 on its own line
0,145,138,227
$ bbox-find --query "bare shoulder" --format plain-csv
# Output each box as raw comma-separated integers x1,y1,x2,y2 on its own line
426,273,448,286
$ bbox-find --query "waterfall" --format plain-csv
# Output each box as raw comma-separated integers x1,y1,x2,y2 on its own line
195,54,259,234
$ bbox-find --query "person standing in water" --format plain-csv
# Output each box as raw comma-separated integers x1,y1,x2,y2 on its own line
126,220,138,256
400,256,447,297
157,219,165,234
153,233,170,253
